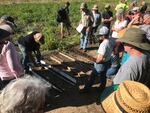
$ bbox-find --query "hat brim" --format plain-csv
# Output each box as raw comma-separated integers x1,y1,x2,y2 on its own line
101,92,121,113
118,38,150,51
0,28,11,40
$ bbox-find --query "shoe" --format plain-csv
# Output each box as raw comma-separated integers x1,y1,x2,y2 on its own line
83,49,87,52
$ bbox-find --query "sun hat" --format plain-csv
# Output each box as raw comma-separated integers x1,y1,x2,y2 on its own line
118,28,150,51
101,80,150,113
105,4,111,9
80,3,88,9
92,4,98,10
0,15,16,27
0,24,13,34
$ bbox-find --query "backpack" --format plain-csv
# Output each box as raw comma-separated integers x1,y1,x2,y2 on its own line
56,7,67,23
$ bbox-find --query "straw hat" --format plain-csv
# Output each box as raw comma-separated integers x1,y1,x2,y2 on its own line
118,28,150,51
101,80,150,113
80,3,88,9
92,4,98,10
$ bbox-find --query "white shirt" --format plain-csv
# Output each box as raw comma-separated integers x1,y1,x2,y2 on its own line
112,20,127,38
97,38,115,62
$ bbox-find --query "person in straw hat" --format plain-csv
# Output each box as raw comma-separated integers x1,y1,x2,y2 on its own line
0,25,23,90
101,80,150,113
79,2,93,52
90,4,101,44
113,28,150,88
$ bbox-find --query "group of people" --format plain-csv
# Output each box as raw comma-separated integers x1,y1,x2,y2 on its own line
0,0,150,112
79,0,150,109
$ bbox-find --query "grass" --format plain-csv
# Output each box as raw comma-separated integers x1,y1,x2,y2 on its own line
0,0,149,51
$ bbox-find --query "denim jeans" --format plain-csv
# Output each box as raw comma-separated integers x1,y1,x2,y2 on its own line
80,31,89,49
106,66,120,77
84,60,111,91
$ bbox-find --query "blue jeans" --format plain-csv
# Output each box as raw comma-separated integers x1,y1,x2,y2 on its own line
80,31,89,49
106,66,120,77
84,61,111,91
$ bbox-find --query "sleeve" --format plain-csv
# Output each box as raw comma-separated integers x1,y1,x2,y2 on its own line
122,20,128,28
113,59,137,85
6,43,23,77
97,42,106,56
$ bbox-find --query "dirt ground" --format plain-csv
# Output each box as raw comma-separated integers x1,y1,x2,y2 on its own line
41,44,113,113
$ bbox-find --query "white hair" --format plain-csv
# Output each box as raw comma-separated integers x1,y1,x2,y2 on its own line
0,75,48,113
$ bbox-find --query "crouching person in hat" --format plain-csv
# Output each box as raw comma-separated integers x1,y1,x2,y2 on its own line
18,31,45,73
101,80,150,113
0,76,48,113
0,25,23,90
82,26,115,92
113,28,150,88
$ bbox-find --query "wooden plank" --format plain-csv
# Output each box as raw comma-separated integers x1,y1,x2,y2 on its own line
40,60,77,85
59,52,76,61
50,55,62,64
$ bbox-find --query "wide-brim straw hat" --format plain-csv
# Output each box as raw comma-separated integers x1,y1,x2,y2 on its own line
101,80,150,113
117,28,150,51
92,4,98,10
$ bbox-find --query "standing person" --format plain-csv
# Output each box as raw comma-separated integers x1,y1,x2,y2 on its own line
0,25,23,90
115,0,129,12
101,4,113,30
18,31,45,73
79,2,93,52
82,26,115,92
113,28,150,88
57,2,71,38
90,4,101,44
140,1,147,14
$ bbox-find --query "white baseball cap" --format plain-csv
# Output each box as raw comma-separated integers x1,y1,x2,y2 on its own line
98,26,109,36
